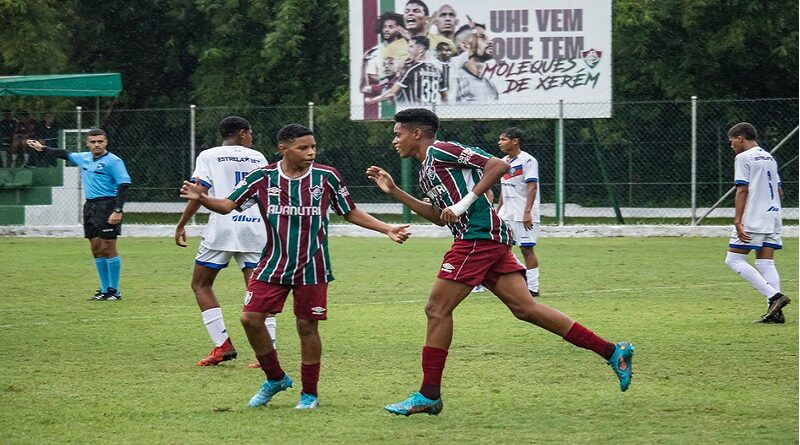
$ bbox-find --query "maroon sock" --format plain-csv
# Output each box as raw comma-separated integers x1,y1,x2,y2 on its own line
419,346,448,400
563,322,616,360
256,349,285,380
301,362,321,396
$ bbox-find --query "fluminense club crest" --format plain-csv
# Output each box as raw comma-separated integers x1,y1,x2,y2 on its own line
310,185,324,201
581,48,602,69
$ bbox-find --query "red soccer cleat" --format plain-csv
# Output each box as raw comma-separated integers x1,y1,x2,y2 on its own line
196,339,237,366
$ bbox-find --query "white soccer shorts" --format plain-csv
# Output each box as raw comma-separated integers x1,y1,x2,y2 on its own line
728,228,782,251
195,245,260,269
506,220,540,247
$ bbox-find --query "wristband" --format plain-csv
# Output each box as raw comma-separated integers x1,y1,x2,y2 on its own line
447,191,478,217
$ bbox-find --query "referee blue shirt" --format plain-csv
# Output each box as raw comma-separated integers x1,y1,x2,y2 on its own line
68,152,131,199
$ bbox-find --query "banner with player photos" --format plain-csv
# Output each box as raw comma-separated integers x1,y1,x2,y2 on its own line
349,0,612,120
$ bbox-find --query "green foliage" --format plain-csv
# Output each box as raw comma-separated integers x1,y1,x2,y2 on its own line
0,236,797,443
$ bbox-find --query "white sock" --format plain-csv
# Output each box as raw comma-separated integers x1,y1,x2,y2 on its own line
755,259,781,293
526,267,540,292
265,316,277,348
201,307,229,347
725,252,777,301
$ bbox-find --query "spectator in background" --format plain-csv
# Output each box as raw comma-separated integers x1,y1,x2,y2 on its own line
12,112,37,167
32,113,62,167
0,110,16,167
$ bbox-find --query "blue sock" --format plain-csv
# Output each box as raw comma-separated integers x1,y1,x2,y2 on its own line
106,256,121,291
94,257,109,293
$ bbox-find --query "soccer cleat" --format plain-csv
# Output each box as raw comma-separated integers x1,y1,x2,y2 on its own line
384,392,443,416
248,374,293,407
294,393,320,410
247,362,261,369
607,342,635,392
104,288,122,301
472,285,486,293
765,293,790,320
196,339,237,366
755,308,786,324
530,290,539,298
88,289,105,301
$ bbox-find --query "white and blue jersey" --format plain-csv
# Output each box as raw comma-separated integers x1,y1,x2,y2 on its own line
68,152,131,199
192,145,267,253
498,150,540,223
733,147,782,234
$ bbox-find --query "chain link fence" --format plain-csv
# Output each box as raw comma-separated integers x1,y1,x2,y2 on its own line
0,98,796,227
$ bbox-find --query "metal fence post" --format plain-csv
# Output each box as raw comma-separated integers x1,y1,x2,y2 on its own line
189,104,197,225
555,100,565,226
308,102,314,131
76,106,83,224
690,95,697,225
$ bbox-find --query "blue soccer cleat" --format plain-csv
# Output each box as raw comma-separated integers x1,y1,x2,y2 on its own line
294,393,320,410
384,392,443,416
607,342,635,392
248,374,293,407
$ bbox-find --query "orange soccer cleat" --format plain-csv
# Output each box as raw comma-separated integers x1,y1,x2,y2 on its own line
196,339,237,366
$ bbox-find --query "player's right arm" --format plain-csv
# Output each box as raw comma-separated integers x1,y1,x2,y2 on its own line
26,139,69,159
175,180,209,247
366,165,445,225
180,180,237,215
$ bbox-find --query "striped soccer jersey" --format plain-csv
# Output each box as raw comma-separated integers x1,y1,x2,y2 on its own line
227,161,356,285
734,147,783,234
419,141,512,245
396,61,445,105
192,145,267,252
498,151,540,223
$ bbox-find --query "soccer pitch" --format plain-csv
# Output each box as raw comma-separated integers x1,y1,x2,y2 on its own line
0,236,797,444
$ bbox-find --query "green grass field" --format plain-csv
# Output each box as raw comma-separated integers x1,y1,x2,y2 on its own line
0,236,797,444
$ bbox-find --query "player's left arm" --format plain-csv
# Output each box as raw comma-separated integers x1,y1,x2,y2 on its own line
441,157,507,223
343,208,410,244
523,181,537,229
733,184,751,242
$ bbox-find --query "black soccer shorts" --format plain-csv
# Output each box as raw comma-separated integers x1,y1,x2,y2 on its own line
83,198,121,239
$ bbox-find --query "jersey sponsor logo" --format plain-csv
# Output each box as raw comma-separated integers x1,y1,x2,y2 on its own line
216,156,261,164
243,291,253,305
457,148,475,164
502,165,523,179
311,185,324,201
338,185,350,197
267,187,281,196
266,204,322,216
231,214,262,222
425,184,447,201
311,306,326,315
440,262,455,273
767,206,780,212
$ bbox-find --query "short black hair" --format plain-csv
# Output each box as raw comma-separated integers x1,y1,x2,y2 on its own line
276,124,314,145
219,116,251,139
375,12,405,34
727,122,758,141
410,35,430,50
86,128,107,138
502,127,524,143
405,0,429,16
394,108,439,137
436,42,451,51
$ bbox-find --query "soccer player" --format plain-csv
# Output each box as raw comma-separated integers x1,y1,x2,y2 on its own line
366,108,634,416
495,128,541,297
180,123,411,410
365,36,447,106
175,116,278,366
27,130,131,301
723,122,790,323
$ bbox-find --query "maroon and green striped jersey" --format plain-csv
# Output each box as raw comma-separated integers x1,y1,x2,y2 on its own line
227,161,356,285
420,141,512,245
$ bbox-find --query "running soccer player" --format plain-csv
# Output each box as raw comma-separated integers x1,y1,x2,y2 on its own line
495,127,541,297
180,123,411,410
27,130,130,301
723,122,790,323
366,108,634,416
175,116,278,366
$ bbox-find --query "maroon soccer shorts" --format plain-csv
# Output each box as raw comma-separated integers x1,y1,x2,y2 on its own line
243,280,329,320
437,239,525,287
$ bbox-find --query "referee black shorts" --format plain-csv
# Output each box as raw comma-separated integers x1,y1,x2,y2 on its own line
83,197,121,239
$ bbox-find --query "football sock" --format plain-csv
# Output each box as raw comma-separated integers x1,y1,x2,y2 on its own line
725,252,777,300
256,349,285,381
564,322,616,360
419,346,448,400
301,362,321,397
755,259,781,293
106,256,121,291
94,257,110,293
526,267,540,293
201,307,228,347
265,316,277,348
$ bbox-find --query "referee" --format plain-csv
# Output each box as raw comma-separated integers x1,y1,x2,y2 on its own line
27,129,131,301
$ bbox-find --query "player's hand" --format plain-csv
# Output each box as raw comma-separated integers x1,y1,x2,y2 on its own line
26,139,44,151
387,224,412,243
175,227,188,247
180,180,203,201
523,215,533,230
366,166,398,193
108,211,122,225
440,207,458,224
734,222,752,243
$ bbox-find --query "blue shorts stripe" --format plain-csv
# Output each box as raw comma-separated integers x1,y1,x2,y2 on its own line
728,243,758,250
763,242,783,250
195,260,228,269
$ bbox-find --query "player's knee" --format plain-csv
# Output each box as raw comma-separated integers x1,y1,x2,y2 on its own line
296,319,318,337
725,252,744,269
240,312,263,330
